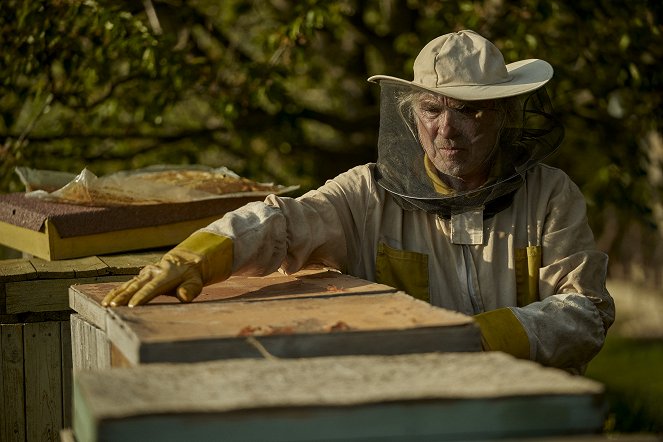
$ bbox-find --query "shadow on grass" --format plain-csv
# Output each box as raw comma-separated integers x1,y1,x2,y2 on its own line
585,335,663,434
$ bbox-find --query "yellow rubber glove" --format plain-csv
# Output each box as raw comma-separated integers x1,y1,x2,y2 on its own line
101,232,233,307
473,308,531,359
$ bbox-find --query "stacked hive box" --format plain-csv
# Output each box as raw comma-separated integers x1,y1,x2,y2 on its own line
0,185,292,441
66,272,609,441
70,352,607,442
0,252,162,442
67,270,482,368
0,193,260,261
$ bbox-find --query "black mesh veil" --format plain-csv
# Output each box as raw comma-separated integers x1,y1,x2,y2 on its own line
374,81,564,218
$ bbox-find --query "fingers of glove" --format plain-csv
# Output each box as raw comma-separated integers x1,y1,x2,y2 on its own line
175,271,204,303
101,284,126,307
104,262,180,307
102,270,155,307
126,270,185,307
126,283,166,307
126,257,203,307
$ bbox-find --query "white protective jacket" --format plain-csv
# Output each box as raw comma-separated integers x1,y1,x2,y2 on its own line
199,163,615,373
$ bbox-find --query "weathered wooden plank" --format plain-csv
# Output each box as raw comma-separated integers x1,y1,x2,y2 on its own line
0,282,6,314
68,284,116,331
201,269,399,302
68,271,478,366
61,320,73,428
94,324,111,370
69,269,398,331
70,314,91,372
29,258,77,279
24,321,63,442
71,256,112,278
72,352,607,442
29,256,112,279
104,291,479,366
70,314,111,372
98,251,163,275
6,275,133,314
1,323,26,442
0,258,36,282
1,311,72,324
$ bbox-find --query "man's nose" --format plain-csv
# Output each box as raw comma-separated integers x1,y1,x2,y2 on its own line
438,109,459,138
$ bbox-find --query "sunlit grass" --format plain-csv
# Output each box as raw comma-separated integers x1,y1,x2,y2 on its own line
584,335,663,434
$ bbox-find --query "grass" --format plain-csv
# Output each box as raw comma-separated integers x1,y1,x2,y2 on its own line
584,335,663,434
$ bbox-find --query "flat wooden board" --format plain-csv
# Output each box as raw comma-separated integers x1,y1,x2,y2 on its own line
106,291,479,364
69,270,398,331
1,252,164,316
0,251,163,283
97,252,163,275
0,259,37,282
72,352,606,442
70,270,480,364
6,275,131,314
24,321,63,442
1,324,26,442
29,256,110,279
111,292,472,342
70,314,111,372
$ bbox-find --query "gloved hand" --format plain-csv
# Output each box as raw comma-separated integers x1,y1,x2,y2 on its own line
473,308,530,359
102,232,233,307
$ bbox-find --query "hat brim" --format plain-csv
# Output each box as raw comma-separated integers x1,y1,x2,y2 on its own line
368,59,553,101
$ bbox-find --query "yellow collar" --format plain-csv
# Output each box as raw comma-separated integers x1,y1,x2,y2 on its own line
424,153,501,195
423,155,454,195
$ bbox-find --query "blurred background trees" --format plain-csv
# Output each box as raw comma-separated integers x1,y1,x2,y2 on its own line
2,1,663,433
1,0,662,284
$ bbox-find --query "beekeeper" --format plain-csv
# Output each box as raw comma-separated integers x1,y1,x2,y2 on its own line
103,30,615,373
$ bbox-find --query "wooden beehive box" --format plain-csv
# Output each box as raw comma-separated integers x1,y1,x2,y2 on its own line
0,251,163,442
71,352,607,442
0,193,262,260
68,270,482,368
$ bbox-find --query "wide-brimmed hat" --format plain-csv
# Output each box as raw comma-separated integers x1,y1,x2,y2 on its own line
368,30,553,101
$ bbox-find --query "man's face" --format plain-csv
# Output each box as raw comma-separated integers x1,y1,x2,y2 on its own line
413,93,502,190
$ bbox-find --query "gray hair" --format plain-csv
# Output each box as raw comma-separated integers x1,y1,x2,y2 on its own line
396,90,524,147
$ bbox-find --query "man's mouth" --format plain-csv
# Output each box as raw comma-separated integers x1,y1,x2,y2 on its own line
434,139,461,151
437,144,462,152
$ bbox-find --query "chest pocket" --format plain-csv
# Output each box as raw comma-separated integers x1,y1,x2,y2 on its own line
375,242,430,303
515,245,541,307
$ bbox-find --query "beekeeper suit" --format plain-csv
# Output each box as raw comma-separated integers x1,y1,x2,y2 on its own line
104,30,615,373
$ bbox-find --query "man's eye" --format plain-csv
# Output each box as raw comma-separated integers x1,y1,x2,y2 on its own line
457,106,479,116
421,105,440,113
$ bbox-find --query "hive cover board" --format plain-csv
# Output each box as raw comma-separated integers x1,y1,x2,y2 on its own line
69,270,482,365
72,352,607,442
0,193,259,260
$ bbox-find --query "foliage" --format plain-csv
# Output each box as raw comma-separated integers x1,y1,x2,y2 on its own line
585,336,663,433
1,0,662,271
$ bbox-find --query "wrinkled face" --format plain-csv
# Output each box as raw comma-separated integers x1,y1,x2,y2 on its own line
414,93,503,190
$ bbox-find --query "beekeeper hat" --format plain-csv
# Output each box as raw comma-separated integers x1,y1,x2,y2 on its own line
368,30,553,101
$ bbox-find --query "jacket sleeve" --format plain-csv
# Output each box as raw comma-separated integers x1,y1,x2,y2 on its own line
199,165,373,276
476,169,615,373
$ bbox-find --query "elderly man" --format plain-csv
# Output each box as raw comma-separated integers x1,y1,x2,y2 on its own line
103,30,614,373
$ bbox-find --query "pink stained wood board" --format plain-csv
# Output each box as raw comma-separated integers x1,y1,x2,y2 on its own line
69,270,481,365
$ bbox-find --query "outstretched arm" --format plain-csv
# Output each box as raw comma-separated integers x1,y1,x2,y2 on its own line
474,171,615,373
